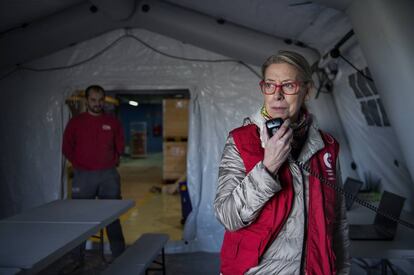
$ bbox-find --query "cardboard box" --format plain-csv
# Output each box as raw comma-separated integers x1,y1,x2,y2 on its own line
163,141,187,180
130,132,146,158
163,99,189,138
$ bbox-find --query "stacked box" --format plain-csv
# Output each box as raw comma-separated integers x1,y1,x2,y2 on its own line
162,99,189,181
163,141,187,180
163,99,189,138
130,122,147,158
131,132,146,157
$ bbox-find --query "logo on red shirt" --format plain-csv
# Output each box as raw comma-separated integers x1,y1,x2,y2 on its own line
102,124,111,130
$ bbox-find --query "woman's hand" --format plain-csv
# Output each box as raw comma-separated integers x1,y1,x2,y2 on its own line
262,119,293,174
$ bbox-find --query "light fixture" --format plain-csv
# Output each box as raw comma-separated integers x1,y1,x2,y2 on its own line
128,100,138,106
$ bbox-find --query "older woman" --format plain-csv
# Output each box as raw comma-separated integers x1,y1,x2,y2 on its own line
214,51,350,275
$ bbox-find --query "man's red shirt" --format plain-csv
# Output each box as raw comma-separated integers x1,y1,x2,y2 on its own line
62,112,124,170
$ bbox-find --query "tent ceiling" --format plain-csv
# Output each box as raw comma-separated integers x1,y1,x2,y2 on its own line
0,0,351,57
0,0,351,67
0,0,84,34
165,0,352,53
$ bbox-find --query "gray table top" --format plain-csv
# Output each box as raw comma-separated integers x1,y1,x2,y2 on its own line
2,199,134,227
0,222,97,271
0,199,135,273
347,204,414,258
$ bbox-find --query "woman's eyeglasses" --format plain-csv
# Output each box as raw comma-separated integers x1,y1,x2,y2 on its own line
259,80,301,95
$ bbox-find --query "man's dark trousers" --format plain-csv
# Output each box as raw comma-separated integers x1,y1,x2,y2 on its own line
72,167,125,257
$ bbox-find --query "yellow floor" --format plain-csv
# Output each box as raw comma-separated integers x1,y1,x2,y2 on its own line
117,153,184,244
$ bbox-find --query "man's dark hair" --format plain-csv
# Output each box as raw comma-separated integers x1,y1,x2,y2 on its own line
85,85,105,98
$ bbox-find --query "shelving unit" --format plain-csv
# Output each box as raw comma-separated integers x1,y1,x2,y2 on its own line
130,121,147,158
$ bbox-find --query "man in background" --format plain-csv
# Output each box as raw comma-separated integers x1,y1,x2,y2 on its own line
63,85,125,259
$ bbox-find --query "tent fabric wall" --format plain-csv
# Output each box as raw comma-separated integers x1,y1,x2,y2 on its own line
331,44,414,211
307,92,358,183
0,73,66,218
0,28,352,252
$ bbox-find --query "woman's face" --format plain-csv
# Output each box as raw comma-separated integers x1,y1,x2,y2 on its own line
262,62,309,122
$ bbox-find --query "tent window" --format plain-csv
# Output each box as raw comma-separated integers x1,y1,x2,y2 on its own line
348,68,390,127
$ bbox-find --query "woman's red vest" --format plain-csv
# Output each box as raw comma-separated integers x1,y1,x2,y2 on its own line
220,124,339,275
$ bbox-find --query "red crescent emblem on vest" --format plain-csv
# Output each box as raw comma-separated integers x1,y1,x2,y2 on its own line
323,152,333,169
324,133,334,144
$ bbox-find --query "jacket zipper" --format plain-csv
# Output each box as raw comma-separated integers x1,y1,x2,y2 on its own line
299,166,308,275
262,173,295,260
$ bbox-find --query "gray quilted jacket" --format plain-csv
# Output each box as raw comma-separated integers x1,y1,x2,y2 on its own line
214,110,350,275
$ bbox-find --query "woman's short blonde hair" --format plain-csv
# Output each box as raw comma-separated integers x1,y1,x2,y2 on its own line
261,51,313,86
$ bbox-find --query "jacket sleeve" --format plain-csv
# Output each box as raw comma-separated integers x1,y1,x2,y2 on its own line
114,119,125,160
333,162,351,275
62,119,76,164
214,134,282,231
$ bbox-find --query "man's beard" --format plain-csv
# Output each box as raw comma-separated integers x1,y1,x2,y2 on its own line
89,106,103,114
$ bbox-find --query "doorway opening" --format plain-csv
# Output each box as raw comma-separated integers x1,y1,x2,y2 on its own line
114,89,191,244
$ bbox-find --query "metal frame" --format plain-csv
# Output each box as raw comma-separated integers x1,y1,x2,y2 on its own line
145,247,166,275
